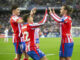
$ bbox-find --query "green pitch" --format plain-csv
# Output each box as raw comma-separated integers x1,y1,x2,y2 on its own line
0,37,80,60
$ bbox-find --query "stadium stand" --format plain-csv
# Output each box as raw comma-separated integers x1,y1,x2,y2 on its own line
0,0,80,37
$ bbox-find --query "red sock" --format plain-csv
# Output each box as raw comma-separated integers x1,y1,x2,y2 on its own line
23,58,28,60
14,58,17,60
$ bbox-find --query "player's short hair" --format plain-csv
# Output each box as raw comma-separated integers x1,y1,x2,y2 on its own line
11,4,19,12
22,14,30,22
63,5,73,15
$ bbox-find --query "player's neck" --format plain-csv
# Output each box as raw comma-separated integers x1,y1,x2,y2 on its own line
63,14,68,16
27,21,33,24
12,13,17,16
27,21,30,24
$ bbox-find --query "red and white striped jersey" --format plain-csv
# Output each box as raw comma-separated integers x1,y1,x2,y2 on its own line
10,15,22,43
50,13,73,43
21,10,48,52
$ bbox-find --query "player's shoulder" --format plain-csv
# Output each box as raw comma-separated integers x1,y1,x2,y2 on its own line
68,16,72,21
64,16,72,21
11,15,20,21
11,15,19,19
29,23,39,26
22,24,28,29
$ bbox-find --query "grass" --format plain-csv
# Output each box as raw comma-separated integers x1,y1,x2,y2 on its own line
0,37,80,60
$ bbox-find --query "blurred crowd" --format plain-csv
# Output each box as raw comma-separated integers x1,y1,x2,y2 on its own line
0,0,80,8
0,0,27,8
0,0,80,37
0,10,80,36
30,0,73,7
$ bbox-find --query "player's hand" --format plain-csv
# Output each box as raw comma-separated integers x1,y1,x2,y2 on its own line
49,7,55,14
32,8,37,14
49,7,52,14
52,8,55,14
30,7,37,15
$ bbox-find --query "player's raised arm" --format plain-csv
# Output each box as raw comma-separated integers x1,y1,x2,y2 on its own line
29,9,48,28
49,7,63,23
38,9,48,24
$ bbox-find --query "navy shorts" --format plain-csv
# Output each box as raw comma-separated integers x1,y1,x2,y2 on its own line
59,43,74,57
27,49,45,60
22,42,26,51
13,42,26,54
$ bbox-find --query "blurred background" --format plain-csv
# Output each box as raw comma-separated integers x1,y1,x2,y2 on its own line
0,0,80,38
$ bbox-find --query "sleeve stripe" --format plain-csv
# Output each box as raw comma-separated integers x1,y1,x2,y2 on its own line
29,14,48,27
42,14,48,24
29,9,48,28
63,17,68,20
54,14,61,19
51,13,61,22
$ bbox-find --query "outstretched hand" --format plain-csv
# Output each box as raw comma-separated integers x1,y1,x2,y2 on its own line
49,7,52,14
49,7,55,14
52,8,55,14
30,7,37,16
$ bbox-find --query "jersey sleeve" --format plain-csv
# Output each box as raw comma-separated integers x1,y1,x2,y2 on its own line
29,9,48,28
50,13,68,23
63,17,72,23
38,9,48,24
12,16,22,22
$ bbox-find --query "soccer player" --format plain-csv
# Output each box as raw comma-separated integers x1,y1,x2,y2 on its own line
21,9,48,60
35,28,42,48
10,5,34,60
49,5,74,60
4,27,9,42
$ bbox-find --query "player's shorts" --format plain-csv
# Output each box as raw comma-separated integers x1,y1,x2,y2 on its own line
13,42,26,54
22,42,26,51
59,43,74,57
36,38,39,43
27,49,45,60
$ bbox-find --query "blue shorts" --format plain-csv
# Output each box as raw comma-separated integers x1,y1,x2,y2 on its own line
36,38,39,43
13,42,26,54
59,43,74,57
27,49,45,60
22,42,26,51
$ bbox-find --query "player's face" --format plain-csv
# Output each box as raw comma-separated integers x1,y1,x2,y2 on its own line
60,6,65,15
15,8,20,16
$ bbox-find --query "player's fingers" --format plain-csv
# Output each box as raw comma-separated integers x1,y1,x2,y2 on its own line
52,8,55,13
52,8,55,11
48,7,52,14
34,7,37,10
32,7,37,11
48,7,51,11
